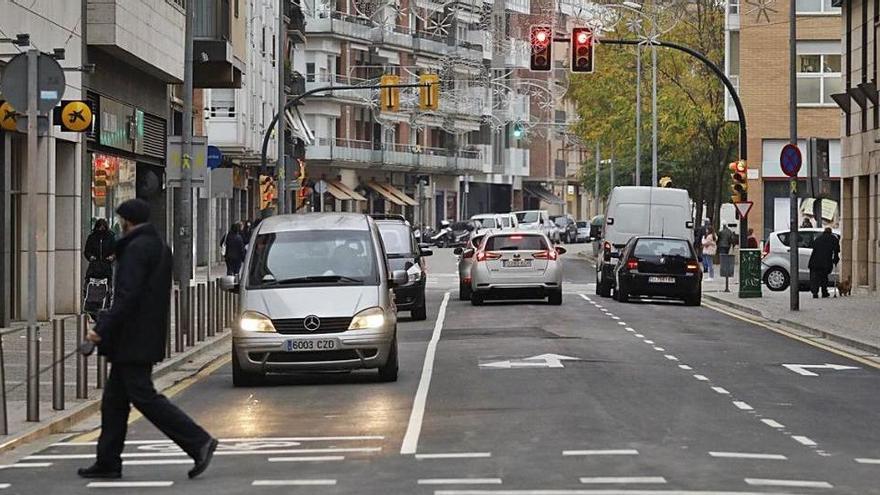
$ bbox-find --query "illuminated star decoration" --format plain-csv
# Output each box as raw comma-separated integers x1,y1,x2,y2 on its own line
744,0,778,23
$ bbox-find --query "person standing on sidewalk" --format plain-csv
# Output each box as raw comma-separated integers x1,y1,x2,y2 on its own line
808,227,840,299
79,198,218,480
717,224,737,255
701,226,717,281
223,223,246,276
746,228,759,248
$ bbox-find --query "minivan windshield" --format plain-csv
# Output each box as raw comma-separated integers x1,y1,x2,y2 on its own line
247,230,379,288
377,223,414,256
515,211,540,223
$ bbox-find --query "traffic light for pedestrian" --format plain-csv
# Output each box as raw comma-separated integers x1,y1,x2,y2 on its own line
419,73,440,111
570,27,594,73
530,26,553,72
729,160,748,202
379,74,401,112
659,176,672,188
512,121,525,139
260,174,277,210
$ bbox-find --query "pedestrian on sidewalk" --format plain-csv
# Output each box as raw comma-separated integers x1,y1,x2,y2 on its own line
717,224,737,255
78,198,218,481
746,228,759,248
83,219,117,319
808,227,840,299
222,223,246,276
701,226,717,281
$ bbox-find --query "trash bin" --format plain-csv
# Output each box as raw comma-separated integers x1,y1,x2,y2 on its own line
720,254,735,278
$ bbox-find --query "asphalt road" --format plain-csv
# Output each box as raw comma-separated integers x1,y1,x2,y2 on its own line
3,245,880,494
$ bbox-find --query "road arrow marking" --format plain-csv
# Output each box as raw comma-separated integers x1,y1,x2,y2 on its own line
782,363,860,377
480,354,580,369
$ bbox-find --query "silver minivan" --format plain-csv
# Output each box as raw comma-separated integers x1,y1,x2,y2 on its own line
220,213,407,386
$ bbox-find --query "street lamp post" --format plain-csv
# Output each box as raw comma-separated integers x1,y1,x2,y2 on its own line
635,44,641,186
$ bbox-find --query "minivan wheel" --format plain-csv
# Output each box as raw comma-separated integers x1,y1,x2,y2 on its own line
232,349,263,387
411,301,427,321
764,267,790,291
685,291,702,306
377,338,399,382
471,292,485,306
548,290,563,305
459,281,471,301
596,271,612,298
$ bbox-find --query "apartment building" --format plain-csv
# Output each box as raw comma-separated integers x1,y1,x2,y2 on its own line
725,0,843,240
838,0,880,290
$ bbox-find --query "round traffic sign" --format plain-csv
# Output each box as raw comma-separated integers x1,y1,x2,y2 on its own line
314,180,328,194
780,143,802,177
60,101,92,132
0,52,65,113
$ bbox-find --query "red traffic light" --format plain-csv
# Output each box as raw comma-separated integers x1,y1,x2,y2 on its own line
571,27,594,73
530,26,553,71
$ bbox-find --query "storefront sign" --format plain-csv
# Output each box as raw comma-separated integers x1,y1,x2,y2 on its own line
98,97,144,153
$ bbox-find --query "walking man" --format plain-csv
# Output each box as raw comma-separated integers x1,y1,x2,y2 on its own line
808,227,840,299
79,199,218,480
717,224,737,255
223,222,246,276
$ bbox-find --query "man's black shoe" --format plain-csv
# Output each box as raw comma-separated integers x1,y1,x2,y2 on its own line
77,464,122,479
812,294,819,299
822,293,830,298
188,438,218,479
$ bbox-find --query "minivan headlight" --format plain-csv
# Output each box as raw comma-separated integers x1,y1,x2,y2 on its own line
239,311,276,333
348,307,386,330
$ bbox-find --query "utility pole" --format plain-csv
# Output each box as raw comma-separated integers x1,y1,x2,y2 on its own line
788,0,799,310
594,142,600,215
651,28,658,187
174,0,194,320
277,0,287,214
635,44,641,186
25,48,39,422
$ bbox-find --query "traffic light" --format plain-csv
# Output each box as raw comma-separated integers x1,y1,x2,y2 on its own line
0,101,17,132
418,73,440,111
53,100,94,132
93,158,109,207
570,27,594,73
729,160,748,202
659,176,672,188
259,174,277,210
379,74,400,112
530,26,553,71
512,121,525,139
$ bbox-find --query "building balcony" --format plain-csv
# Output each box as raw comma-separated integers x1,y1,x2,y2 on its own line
308,138,485,173
413,31,451,55
285,0,307,43
86,0,185,82
193,0,244,88
505,0,530,14
306,11,374,43
370,25,415,51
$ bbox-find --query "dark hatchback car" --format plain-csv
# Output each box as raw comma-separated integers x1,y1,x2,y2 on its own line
372,215,432,320
612,236,702,306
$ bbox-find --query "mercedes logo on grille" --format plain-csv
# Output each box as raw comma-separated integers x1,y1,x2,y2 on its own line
303,315,321,332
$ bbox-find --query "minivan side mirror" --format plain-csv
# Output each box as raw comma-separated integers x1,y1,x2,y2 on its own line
390,269,408,287
453,247,463,255
219,275,239,292
686,220,695,229
555,246,567,255
606,218,615,226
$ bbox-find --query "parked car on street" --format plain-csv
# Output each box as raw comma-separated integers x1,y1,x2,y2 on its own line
454,233,487,301
469,231,565,306
221,213,405,386
513,210,558,242
372,214,432,320
575,221,591,243
761,228,840,291
550,214,578,243
613,236,703,306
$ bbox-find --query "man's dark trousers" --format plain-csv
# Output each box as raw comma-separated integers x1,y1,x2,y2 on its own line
810,269,830,297
97,364,211,469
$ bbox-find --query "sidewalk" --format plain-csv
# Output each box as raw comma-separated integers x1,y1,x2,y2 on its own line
702,272,880,355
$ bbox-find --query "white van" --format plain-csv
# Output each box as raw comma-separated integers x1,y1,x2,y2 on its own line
596,186,694,297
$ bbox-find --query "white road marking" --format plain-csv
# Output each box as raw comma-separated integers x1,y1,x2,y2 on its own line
693,375,709,381
27,447,381,460
744,478,832,489
55,436,384,447
268,456,345,462
792,436,817,446
611,316,621,320
678,365,692,370
580,477,667,484
618,322,627,326
419,479,503,485
401,291,451,455
434,492,835,495
653,347,665,352
563,450,639,456
87,481,174,488
732,401,753,410
782,363,859,377
664,355,679,361
709,452,787,460
761,419,785,429
0,484,8,489
252,480,337,486
643,340,654,344
855,458,880,464
123,460,194,466
625,327,635,332
711,387,730,395
416,453,492,459
0,463,52,469
635,334,645,338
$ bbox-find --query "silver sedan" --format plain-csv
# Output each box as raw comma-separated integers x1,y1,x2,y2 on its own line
469,232,565,306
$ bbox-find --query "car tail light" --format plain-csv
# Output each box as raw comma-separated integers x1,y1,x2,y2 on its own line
762,240,770,259
476,251,502,262
686,261,701,273
533,250,558,261
626,258,639,270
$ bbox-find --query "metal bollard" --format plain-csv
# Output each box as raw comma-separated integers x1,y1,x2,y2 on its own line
96,354,107,389
166,291,172,357
207,281,215,338
26,324,39,422
0,331,8,434
187,285,196,347
197,283,206,342
76,314,88,399
52,318,65,411
174,288,183,353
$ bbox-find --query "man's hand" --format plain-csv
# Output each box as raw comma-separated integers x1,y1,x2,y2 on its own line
86,329,102,343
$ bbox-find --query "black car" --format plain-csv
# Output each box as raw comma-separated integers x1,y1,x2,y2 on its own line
550,214,578,243
372,215,432,320
612,236,702,306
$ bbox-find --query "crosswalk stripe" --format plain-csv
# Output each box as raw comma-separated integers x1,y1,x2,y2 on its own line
87,481,174,488
252,480,337,486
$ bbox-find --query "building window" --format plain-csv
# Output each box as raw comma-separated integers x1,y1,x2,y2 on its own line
306,63,315,82
234,0,239,18
728,0,739,14
797,53,842,105
796,0,840,13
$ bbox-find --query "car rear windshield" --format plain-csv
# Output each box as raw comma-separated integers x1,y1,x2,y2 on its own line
247,230,379,288
515,211,540,223
475,218,497,229
485,234,548,251
377,223,414,256
554,217,571,227
633,239,693,259
576,221,588,228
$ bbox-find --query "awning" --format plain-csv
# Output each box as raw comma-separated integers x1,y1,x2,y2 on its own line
330,180,366,201
325,181,353,201
523,184,564,205
367,182,405,206
285,107,316,145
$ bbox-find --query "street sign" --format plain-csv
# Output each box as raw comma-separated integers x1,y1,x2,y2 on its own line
0,52,65,113
207,145,223,170
479,353,580,369
314,179,328,194
734,201,753,218
780,143,802,178
782,363,860,377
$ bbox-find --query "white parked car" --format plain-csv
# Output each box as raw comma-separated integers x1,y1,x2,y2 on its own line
761,228,840,291
513,210,558,242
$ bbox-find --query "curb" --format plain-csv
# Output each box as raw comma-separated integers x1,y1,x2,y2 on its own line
0,332,231,454
704,293,880,356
